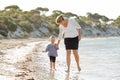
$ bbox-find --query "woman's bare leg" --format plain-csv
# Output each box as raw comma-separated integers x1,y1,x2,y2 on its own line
66,50,71,72
73,50,81,71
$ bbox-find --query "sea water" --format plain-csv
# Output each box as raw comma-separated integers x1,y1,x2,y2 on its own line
56,37,120,80
78,37,120,80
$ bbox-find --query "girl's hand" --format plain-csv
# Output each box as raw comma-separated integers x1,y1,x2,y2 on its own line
55,44,59,50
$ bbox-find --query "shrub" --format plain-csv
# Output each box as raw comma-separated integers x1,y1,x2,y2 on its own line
0,30,7,37
21,32,30,38
18,21,33,32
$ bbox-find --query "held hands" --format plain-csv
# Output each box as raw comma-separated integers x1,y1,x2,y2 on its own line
55,44,59,50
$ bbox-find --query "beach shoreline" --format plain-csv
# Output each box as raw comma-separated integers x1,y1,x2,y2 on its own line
0,37,120,80
0,38,46,80
0,38,81,80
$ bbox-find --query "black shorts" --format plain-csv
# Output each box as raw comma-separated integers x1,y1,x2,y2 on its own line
49,56,56,62
64,36,79,50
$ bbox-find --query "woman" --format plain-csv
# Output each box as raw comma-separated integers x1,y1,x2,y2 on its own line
56,15,81,72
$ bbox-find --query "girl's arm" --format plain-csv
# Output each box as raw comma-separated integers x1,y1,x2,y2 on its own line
43,45,49,52
55,44,59,50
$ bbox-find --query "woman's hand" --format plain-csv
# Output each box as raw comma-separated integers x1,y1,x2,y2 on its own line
78,35,81,41
77,29,81,41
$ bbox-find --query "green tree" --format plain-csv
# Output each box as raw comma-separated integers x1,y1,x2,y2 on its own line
64,12,78,18
112,16,120,28
35,7,49,15
18,21,33,32
5,5,20,10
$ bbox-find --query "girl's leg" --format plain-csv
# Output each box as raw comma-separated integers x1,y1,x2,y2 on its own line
66,50,71,72
73,50,81,71
50,62,52,70
49,56,52,70
52,57,56,70
52,62,55,70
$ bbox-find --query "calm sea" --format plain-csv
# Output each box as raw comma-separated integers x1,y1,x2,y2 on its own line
78,37,120,80
41,37,120,80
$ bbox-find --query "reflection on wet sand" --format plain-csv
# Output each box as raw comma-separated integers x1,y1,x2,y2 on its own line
48,70,84,80
65,72,85,80
72,73,79,80
49,70,55,80
65,73,69,80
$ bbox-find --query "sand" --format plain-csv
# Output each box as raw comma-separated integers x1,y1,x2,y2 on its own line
0,38,76,80
1,38,119,80
0,38,48,80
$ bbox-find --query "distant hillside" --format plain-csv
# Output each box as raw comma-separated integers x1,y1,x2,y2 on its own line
0,5,120,39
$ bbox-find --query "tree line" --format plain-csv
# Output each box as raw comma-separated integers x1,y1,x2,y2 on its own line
0,5,120,38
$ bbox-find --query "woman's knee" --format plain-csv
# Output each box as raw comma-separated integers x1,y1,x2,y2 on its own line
73,50,78,54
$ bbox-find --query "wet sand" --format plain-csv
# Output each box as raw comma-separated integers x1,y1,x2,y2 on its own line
0,38,48,80
1,38,120,80
0,38,78,80
0,38,81,80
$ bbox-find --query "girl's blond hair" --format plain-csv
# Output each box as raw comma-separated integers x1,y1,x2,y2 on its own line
49,35,55,40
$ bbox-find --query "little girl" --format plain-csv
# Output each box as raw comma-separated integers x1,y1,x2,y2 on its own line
43,35,58,70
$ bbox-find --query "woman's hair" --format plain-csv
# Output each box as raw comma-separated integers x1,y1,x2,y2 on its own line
55,15,64,24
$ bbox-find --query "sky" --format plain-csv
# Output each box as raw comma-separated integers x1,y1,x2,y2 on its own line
0,0,120,19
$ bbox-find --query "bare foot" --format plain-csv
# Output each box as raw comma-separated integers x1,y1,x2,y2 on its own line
65,69,70,73
78,66,81,72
